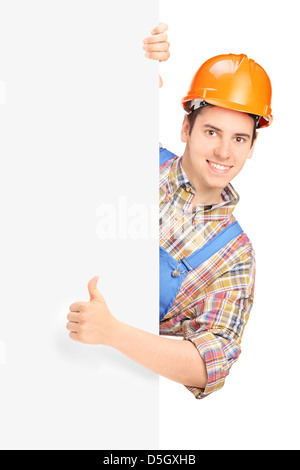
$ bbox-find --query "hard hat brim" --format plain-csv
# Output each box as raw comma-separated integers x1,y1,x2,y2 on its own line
181,96,273,128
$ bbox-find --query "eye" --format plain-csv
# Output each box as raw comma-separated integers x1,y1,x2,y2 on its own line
234,136,246,143
205,130,217,137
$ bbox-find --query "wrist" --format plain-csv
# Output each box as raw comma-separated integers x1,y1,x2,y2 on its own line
106,318,127,349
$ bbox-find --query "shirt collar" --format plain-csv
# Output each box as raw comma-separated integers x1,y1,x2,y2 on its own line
168,154,190,191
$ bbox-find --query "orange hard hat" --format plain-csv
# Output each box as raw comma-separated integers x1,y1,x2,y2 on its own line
181,53,273,128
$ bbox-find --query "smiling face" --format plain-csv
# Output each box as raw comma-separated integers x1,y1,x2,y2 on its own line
181,105,257,204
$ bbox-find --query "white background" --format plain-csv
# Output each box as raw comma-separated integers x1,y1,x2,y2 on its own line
0,0,160,450
0,0,299,452
159,0,300,450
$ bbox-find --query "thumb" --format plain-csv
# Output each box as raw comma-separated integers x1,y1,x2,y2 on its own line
87,276,102,301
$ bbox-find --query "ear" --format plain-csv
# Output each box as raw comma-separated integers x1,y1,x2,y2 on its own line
181,115,190,143
247,131,259,160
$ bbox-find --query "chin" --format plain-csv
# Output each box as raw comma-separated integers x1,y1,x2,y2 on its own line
206,177,230,191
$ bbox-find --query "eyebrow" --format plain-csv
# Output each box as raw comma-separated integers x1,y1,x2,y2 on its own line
202,124,251,139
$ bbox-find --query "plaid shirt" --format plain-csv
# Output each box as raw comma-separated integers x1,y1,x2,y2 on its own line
159,148,256,399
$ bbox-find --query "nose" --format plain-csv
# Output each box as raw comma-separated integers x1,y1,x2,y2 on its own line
214,139,231,160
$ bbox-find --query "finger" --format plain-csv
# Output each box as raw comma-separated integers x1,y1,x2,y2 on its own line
143,41,170,53
151,23,168,35
143,32,168,45
67,312,80,323
66,321,79,333
69,301,88,312
87,276,102,302
69,332,80,342
145,51,170,62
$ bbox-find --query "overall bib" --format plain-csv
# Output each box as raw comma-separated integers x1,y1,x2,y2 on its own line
159,148,243,321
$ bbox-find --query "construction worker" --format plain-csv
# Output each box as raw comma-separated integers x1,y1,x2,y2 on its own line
66,24,272,400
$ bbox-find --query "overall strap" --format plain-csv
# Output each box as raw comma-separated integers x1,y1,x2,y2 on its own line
159,147,177,166
180,221,243,272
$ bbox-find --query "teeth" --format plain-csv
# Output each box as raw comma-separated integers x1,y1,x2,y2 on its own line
209,161,230,170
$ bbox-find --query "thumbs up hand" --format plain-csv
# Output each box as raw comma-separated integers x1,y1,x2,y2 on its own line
66,276,119,345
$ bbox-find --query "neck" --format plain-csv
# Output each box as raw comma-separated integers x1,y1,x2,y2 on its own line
181,151,223,205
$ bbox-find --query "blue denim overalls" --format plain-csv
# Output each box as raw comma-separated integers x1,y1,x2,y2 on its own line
159,148,243,321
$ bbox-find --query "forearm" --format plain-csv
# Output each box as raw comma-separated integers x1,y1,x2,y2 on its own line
67,278,207,388
110,321,207,389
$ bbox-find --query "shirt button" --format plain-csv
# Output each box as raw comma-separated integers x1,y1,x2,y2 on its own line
172,268,181,278
185,186,191,192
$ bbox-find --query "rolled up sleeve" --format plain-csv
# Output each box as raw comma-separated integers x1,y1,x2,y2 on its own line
183,254,255,399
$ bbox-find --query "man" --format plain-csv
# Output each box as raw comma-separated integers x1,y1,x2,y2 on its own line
66,24,273,399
